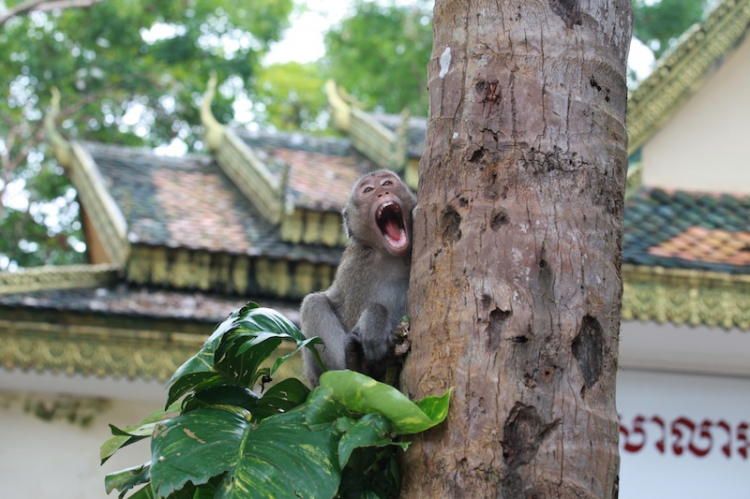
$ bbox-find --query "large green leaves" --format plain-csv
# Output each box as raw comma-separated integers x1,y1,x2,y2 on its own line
165,303,321,412
103,303,452,499
100,401,181,465
150,407,341,499
320,370,451,435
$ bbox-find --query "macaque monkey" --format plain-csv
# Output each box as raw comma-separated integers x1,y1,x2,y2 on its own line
301,170,417,385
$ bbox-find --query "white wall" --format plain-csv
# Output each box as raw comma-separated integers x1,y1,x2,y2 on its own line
618,369,750,499
642,36,750,195
0,370,165,499
619,321,750,377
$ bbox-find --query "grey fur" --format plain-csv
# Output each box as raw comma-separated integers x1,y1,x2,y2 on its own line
300,170,416,385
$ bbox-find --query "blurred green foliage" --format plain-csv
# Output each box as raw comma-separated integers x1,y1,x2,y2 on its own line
634,0,710,59
0,0,292,269
254,62,328,133
323,0,433,116
0,0,711,269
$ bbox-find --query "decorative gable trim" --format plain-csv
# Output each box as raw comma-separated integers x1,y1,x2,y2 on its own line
326,80,407,172
0,318,203,380
69,142,130,265
622,264,750,330
281,208,347,247
201,75,285,225
0,264,119,295
125,245,336,299
628,0,750,154
213,129,286,225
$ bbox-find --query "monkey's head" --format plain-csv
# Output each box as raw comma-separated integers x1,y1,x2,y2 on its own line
343,170,416,258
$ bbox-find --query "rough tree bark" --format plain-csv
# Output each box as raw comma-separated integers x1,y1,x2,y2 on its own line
400,0,632,497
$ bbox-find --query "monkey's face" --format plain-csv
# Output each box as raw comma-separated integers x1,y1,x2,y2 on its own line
346,171,415,258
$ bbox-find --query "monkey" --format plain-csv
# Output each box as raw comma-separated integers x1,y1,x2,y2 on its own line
300,170,417,385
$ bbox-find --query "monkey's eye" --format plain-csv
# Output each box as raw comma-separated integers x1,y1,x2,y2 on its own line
363,187,374,193
383,180,393,186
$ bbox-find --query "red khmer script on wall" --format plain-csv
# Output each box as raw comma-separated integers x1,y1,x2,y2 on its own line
619,414,750,459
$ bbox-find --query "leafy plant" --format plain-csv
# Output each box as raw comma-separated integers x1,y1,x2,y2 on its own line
102,303,451,498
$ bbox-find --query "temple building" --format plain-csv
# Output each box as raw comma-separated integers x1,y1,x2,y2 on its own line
1,0,749,496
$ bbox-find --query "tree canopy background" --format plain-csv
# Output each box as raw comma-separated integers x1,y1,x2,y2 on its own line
0,0,709,270
0,0,292,268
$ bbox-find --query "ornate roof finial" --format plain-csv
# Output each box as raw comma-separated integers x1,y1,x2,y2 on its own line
325,80,365,132
394,108,410,170
200,72,225,151
44,87,72,169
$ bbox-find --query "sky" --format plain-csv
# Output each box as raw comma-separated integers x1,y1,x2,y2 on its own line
265,0,350,65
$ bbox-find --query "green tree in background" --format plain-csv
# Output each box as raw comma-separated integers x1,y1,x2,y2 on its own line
0,0,711,269
0,0,292,269
323,0,432,116
634,0,711,59
254,62,327,133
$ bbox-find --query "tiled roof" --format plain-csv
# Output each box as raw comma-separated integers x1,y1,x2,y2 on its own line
0,285,300,324
623,188,750,273
82,142,342,264
235,129,372,212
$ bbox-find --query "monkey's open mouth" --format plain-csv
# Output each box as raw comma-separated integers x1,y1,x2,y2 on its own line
376,201,409,251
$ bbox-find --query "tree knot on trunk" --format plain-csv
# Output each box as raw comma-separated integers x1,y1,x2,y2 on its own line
547,0,582,29
501,403,560,468
441,206,462,244
572,314,604,390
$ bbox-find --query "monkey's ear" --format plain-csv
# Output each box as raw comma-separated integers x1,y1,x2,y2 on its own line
342,208,351,238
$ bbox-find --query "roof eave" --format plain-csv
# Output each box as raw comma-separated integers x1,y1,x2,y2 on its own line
622,263,750,330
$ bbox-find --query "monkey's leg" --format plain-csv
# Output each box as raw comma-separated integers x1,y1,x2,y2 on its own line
300,292,347,385
348,303,394,381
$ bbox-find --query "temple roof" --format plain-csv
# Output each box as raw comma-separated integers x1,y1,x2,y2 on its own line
0,285,299,324
83,140,342,263
234,129,371,212
623,188,750,274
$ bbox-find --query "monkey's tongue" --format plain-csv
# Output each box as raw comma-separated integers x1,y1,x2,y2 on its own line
383,220,407,247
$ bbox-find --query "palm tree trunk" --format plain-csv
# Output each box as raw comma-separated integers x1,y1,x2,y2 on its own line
400,0,633,496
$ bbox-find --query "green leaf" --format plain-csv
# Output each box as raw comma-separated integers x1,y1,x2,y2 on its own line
337,413,397,469
166,305,313,408
338,446,401,499
166,311,237,407
215,332,282,388
104,462,150,498
150,407,341,499
182,385,259,414
305,386,352,428
319,370,452,434
127,484,155,499
274,336,326,375
100,402,181,464
234,306,306,343
251,377,309,421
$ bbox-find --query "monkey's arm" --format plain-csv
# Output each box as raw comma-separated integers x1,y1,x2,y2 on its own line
346,303,395,381
300,292,348,385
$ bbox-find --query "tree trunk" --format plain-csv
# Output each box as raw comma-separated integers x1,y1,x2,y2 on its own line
400,1,632,497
